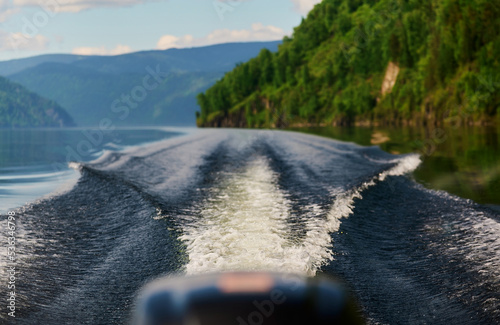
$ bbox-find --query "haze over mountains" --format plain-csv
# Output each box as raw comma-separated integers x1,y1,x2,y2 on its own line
0,41,280,127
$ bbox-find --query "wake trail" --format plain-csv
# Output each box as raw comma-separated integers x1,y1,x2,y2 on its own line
175,152,421,276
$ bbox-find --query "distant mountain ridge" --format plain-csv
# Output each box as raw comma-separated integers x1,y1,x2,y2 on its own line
0,54,86,77
1,41,281,127
0,76,75,128
0,42,281,77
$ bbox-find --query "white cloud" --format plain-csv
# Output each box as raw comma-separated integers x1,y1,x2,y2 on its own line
0,0,21,22
71,44,133,56
0,31,49,51
157,35,194,50
0,8,21,22
156,23,286,50
12,0,160,13
290,0,322,15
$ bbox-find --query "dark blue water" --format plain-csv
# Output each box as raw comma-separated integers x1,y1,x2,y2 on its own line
1,129,499,324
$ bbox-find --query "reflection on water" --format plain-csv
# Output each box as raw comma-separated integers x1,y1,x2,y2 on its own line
292,126,500,206
0,128,185,212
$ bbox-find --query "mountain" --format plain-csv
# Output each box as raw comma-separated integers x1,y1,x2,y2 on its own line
0,76,75,128
4,41,281,126
196,0,500,128
0,54,86,77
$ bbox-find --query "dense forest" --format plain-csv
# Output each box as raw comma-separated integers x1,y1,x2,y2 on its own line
0,76,74,128
197,0,500,127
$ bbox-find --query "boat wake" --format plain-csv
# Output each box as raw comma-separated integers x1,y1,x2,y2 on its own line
172,152,420,277
2,130,498,324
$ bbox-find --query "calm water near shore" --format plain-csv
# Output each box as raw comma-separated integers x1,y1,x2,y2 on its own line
0,127,185,213
293,126,500,206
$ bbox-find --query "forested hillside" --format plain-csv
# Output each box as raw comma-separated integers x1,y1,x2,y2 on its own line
0,76,74,128
197,0,500,127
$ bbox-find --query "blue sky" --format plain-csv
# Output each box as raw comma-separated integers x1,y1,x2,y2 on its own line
0,0,322,61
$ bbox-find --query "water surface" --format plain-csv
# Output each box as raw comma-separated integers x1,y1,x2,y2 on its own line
2,129,498,324
293,126,500,206
0,128,184,212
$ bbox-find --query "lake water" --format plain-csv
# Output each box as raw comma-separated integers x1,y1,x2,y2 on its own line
293,125,500,207
1,129,498,324
0,128,186,213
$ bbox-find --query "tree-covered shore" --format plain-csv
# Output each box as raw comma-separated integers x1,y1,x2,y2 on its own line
0,76,74,128
197,0,500,128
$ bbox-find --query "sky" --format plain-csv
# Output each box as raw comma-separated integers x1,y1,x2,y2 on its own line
0,0,322,61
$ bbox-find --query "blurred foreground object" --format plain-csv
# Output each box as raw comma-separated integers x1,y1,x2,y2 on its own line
134,272,364,325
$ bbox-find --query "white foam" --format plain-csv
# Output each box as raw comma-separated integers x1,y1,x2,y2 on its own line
176,154,421,277
302,154,421,271
68,162,82,171
179,156,312,275
379,154,421,180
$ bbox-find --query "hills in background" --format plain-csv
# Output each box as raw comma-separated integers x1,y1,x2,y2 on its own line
197,0,500,128
1,41,280,127
0,76,75,128
0,54,86,77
